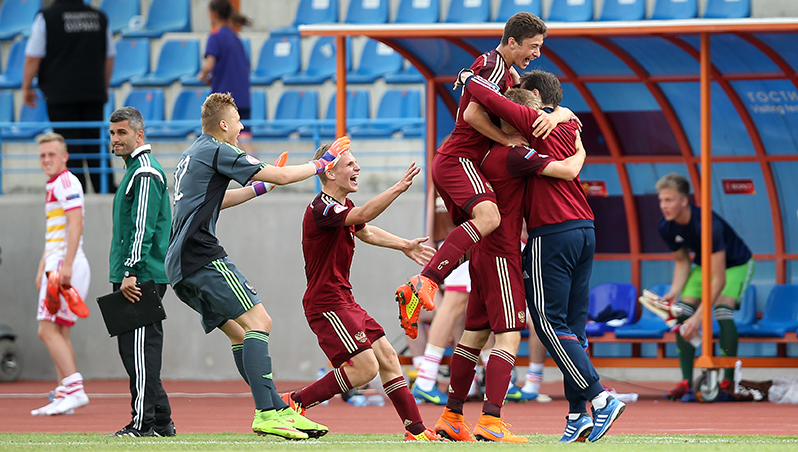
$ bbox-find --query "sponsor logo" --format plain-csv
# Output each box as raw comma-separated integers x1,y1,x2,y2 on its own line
355,331,367,343
66,193,80,201
444,421,460,433
262,373,273,379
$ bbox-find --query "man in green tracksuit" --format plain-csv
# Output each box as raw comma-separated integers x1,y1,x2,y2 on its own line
107,106,175,437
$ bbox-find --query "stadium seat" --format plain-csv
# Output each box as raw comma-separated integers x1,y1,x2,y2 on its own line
0,0,40,41
146,88,209,138
585,283,637,336
394,0,439,23
703,0,750,19
122,89,165,123
271,0,339,36
122,0,191,38
0,90,14,126
350,89,420,138
100,0,140,34
598,0,646,21
445,0,491,23
345,0,389,24
182,37,251,87
494,0,542,22
712,285,757,336
736,285,798,337
384,63,424,84
130,39,200,87
614,283,672,338
250,36,301,86
248,89,267,129
346,39,404,84
110,38,149,87
0,90,49,140
282,37,351,86
298,90,370,138
651,0,698,20
251,90,318,138
0,39,27,89
548,0,594,22
104,89,115,121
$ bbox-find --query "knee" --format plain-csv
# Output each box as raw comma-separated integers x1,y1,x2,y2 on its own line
350,359,380,387
472,203,501,235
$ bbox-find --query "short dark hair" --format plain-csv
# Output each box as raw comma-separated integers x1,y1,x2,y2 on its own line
209,0,252,28
501,12,547,46
313,143,332,184
656,173,691,197
519,70,562,108
109,107,145,132
201,92,238,132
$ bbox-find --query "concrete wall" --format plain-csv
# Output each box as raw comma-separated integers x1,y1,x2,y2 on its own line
0,190,427,381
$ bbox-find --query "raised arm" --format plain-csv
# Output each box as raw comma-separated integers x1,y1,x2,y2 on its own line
355,226,435,266
344,162,420,226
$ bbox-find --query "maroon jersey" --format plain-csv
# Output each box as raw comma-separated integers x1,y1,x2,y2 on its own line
437,48,513,161
466,75,594,234
302,192,365,315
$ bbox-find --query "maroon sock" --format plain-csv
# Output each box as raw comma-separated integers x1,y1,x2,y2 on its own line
482,348,515,415
445,343,480,414
384,376,425,435
422,220,482,283
295,367,352,409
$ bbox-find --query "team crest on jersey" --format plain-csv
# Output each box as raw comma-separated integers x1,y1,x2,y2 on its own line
485,182,494,193
334,204,347,214
355,331,367,343
244,281,257,295
245,155,261,166
518,311,526,323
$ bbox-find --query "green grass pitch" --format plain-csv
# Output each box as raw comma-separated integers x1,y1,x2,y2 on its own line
1,433,797,451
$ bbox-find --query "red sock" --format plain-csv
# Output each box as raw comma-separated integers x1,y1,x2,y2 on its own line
445,343,480,414
384,376,424,435
422,220,482,284
295,367,352,408
483,348,515,415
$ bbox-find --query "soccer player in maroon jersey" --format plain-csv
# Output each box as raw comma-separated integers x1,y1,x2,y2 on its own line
283,141,446,441
395,12,576,339
461,70,626,443
434,87,587,442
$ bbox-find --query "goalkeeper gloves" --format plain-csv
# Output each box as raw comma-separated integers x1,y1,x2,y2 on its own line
310,136,350,174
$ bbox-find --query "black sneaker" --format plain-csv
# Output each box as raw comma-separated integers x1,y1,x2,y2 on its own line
108,424,155,437
153,419,176,437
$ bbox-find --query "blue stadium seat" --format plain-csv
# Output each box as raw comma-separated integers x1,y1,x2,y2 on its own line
104,89,115,121
282,37,351,86
147,88,209,138
384,63,424,84
0,0,40,41
614,283,672,338
130,39,200,86
0,90,49,140
298,90,370,138
122,0,191,38
347,39,404,84
736,285,798,337
251,90,318,138
271,0,339,36
703,0,750,19
110,38,149,87
651,0,698,20
100,0,140,34
445,0,491,23
350,89,420,138
0,90,14,126
248,89,267,126
0,39,27,89
345,0,389,24
598,0,646,21
123,89,165,123
585,283,637,337
182,37,251,87
394,0,439,23
548,0,594,22
250,36,301,85
495,0,542,22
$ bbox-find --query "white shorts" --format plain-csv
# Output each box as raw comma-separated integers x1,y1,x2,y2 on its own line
36,255,91,326
443,261,470,293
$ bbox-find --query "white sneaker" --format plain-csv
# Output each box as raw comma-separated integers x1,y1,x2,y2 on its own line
31,398,63,416
45,390,89,415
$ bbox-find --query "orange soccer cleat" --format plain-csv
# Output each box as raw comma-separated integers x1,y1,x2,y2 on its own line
60,285,89,318
281,392,306,416
395,274,437,339
44,271,62,315
472,414,529,443
435,408,476,442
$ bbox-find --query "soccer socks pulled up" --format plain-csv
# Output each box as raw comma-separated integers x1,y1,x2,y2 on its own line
62,372,84,394
232,344,248,385
421,220,482,283
445,343,481,414
295,367,353,409
483,349,515,415
415,344,445,392
715,306,738,381
675,303,697,382
384,376,425,436
524,362,544,394
243,330,275,411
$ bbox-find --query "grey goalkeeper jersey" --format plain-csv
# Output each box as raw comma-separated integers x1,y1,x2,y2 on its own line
165,134,265,284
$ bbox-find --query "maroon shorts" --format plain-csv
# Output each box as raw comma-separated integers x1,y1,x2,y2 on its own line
432,153,496,226
306,298,385,368
465,247,527,333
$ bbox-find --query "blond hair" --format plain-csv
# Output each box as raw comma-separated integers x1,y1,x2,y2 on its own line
201,92,238,132
37,132,67,153
656,173,690,197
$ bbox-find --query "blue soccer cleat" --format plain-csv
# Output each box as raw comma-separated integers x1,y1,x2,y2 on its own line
411,382,448,405
588,396,625,442
505,385,540,402
559,413,593,443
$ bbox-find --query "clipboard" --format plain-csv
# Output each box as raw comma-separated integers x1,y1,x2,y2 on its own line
96,280,166,337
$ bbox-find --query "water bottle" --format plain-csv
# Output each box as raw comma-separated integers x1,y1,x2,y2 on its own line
347,395,367,407
316,367,329,405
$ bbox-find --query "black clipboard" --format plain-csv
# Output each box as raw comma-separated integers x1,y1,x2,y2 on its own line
96,280,166,337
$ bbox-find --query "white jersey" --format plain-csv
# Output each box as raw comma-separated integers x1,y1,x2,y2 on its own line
44,170,86,272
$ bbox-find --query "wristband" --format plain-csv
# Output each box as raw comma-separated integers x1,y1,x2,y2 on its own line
252,182,269,196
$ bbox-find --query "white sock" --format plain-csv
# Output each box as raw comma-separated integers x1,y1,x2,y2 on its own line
523,362,544,393
62,372,84,394
568,412,584,421
416,344,444,392
412,355,424,369
591,391,609,410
